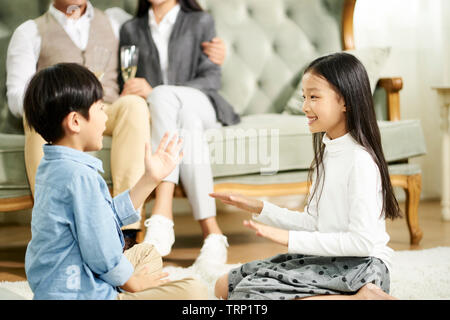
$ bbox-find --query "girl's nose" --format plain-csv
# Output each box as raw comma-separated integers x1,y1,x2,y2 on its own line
302,101,309,113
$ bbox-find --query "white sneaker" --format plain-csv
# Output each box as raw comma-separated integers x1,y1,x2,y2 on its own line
193,234,229,272
143,215,175,257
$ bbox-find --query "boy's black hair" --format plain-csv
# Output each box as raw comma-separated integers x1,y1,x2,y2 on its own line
23,63,103,143
304,52,401,220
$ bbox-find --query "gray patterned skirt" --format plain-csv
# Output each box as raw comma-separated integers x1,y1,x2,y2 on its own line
228,253,390,300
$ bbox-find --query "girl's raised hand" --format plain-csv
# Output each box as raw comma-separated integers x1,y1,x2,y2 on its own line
144,132,183,183
209,192,263,214
243,220,289,247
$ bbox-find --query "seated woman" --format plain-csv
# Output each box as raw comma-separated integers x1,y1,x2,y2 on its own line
119,0,240,270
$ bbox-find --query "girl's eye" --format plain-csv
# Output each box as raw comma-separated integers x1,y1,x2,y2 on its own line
311,95,318,99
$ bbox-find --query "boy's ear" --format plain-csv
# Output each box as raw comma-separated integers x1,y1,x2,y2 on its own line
63,111,82,134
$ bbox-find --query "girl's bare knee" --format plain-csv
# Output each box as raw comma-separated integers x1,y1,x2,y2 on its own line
214,273,229,299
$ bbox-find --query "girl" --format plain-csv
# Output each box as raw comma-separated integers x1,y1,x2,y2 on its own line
211,52,400,300
119,0,240,268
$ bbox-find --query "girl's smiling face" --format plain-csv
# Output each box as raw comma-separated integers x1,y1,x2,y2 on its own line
301,71,348,139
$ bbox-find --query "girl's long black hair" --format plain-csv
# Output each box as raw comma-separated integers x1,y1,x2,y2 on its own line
136,0,203,17
305,52,401,220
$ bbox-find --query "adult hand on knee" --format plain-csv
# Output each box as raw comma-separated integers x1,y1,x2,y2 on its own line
121,77,153,99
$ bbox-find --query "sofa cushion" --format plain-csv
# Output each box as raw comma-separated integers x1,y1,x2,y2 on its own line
208,114,426,177
0,160,423,200
208,114,313,177
0,133,113,192
0,114,426,192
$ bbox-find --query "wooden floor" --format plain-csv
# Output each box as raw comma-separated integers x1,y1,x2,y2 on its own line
1,199,450,282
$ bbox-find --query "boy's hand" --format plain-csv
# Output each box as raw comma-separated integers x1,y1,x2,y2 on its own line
243,220,289,247
121,266,170,293
129,133,183,210
209,192,263,214
145,133,183,184
134,267,170,291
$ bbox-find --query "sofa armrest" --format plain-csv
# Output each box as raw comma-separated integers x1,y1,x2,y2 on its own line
377,77,403,121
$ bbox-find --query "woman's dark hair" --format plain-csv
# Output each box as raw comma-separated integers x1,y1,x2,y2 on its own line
136,0,202,17
23,63,103,143
304,52,401,220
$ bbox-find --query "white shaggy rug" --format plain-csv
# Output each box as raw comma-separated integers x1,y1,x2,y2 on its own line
1,246,450,300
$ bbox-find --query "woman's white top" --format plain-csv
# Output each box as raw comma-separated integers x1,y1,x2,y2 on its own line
148,4,181,85
254,132,393,271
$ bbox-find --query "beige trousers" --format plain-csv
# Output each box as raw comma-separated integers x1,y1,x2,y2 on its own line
23,94,150,230
117,243,208,300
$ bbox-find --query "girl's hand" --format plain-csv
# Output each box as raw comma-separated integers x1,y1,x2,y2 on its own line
209,192,263,214
121,77,153,99
144,133,183,184
243,220,289,247
201,37,226,66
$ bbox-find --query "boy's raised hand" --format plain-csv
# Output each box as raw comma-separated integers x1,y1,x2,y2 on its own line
209,192,263,214
145,132,183,183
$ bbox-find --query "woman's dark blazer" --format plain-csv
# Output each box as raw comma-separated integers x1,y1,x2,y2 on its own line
119,9,240,126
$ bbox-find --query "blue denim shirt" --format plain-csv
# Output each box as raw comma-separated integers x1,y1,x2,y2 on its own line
25,145,140,300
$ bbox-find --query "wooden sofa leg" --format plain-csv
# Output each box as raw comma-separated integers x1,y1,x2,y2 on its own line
403,174,423,245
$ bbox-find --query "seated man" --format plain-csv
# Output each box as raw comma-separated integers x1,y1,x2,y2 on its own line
6,0,226,247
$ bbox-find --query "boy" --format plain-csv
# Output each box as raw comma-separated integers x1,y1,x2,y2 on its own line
23,63,207,300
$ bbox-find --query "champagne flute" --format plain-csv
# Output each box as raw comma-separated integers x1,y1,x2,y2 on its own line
89,46,111,81
120,45,139,82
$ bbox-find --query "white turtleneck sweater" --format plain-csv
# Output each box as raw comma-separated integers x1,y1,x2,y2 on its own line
254,133,393,271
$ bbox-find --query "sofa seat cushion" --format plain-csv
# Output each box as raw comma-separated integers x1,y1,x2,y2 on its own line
0,162,422,202
0,115,425,190
207,114,426,177
0,133,113,191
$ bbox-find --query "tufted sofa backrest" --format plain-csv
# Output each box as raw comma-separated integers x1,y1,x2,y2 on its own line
0,0,346,133
200,0,345,115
